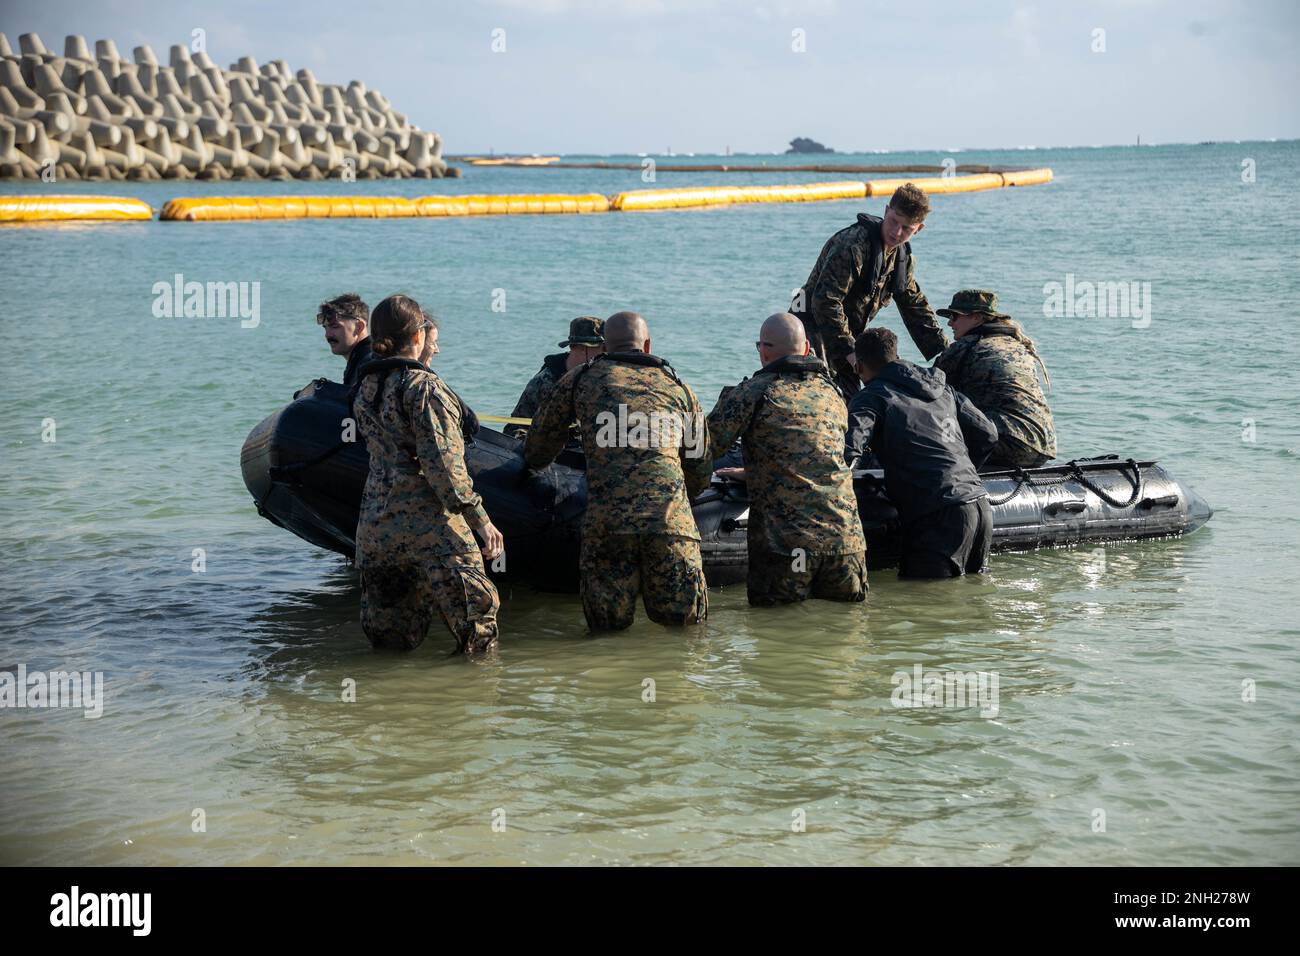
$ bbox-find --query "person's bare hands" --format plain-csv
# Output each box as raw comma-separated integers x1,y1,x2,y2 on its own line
473,519,505,561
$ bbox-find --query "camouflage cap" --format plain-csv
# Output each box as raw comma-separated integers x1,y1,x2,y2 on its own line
936,289,1010,319
559,315,605,347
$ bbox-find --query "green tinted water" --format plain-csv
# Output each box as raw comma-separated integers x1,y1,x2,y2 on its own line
1,142,1297,864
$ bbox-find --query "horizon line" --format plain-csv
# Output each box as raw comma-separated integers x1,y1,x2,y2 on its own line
451,137,1297,157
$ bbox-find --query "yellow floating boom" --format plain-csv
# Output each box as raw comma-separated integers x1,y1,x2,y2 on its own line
5,168,1050,224
611,180,869,211
427,193,609,215
464,156,561,166
160,192,610,221
865,173,1003,196
865,170,1052,196
614,170,1053,211
0,195,153,222
161,196,400,221
998,168,1055,187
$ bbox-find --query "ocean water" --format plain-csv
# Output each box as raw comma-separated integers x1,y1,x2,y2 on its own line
1,141,1297,865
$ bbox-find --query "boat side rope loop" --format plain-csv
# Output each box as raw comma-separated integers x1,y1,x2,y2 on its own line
984,459,1143,509
1072,458,1143,509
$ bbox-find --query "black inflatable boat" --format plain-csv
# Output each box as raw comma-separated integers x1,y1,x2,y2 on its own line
240,379,1213,589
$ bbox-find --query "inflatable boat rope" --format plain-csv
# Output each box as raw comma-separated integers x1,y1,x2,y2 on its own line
986,458,1143,509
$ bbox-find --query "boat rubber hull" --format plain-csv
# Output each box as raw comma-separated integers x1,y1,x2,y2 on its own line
240,380,1213,590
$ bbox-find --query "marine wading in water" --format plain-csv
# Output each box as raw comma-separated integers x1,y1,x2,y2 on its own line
257,182,1207,655
707,313,868,605
349,295,504,654
524,312,713,632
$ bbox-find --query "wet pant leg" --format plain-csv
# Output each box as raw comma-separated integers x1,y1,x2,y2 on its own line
360,562,434,650
428,556,501,654
639,534,708,626
747,549,811,605
360,555,499,653
899,501,984,579
747,549,868,605
964,497,993,575
809,550,870,601
579,533,641,631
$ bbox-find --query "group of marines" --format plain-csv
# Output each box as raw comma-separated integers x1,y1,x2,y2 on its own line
317,182,1057,654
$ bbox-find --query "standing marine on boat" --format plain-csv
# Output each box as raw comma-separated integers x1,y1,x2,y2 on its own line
505,315,604,440
706,313,867,605
351,295,505,654
523,311,712,631
318,292,373,386
792,182,948,400
933,289,1056,469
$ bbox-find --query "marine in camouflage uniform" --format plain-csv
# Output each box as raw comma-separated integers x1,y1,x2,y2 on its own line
934,290,1056,469
524,317,712,631
352,359,500,653
505,316,604,442
706,348,868,606
504,352,567,441
793,212,949,399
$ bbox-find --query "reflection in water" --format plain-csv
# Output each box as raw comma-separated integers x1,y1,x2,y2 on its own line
202,533,1212,865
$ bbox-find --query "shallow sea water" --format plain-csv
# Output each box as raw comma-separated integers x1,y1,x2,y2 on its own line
1,142,1297,864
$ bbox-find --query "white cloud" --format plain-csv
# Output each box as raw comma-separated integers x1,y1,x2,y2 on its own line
1008,4,1041,59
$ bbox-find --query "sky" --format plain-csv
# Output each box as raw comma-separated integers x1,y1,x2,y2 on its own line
3,0,1297,154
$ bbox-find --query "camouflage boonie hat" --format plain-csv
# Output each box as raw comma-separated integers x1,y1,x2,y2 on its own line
936,289,1010,319
559,315,604,347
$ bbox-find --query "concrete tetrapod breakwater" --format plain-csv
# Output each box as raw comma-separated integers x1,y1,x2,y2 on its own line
0,31,449,182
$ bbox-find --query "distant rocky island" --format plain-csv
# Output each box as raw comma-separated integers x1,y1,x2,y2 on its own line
0,30,450,180
786,137,833,154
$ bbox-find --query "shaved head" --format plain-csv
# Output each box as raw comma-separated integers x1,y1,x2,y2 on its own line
604,311,649,352
757,312,808,365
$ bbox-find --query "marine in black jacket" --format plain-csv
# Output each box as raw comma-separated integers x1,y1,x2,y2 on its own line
844,327,999,578
318,292,374,387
